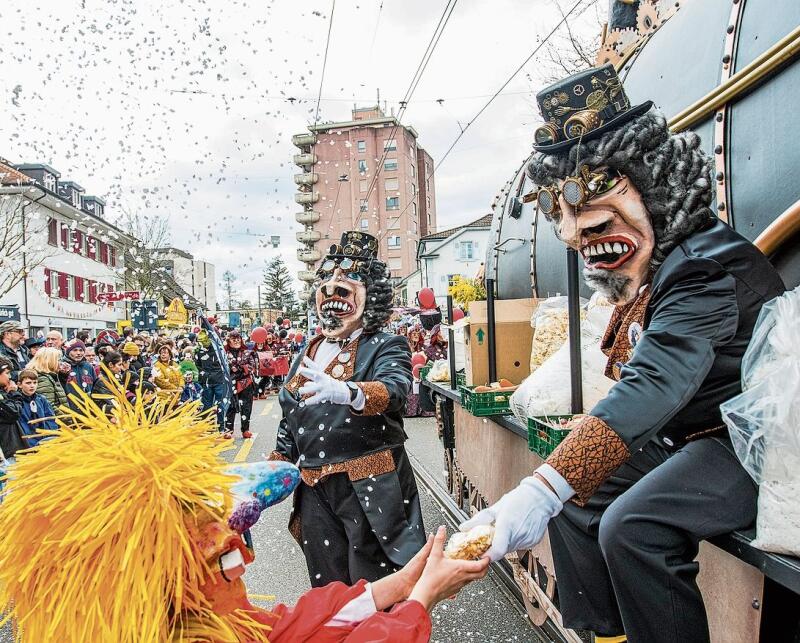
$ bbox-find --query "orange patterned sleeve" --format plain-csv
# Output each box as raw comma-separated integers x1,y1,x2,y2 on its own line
267,450,292,463
545,415,630,505
354,382,390,416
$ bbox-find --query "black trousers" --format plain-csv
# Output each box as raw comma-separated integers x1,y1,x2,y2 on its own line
225,385,254,433
296,448,425,588
548,436,757,643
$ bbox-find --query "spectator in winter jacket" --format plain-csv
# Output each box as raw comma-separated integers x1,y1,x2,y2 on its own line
0,321,28,381
0,357,24,461
27,348,69,410
64,341,96,397
152,344,183,400
121,342,145,373
15,369,58,448
91,351,127,416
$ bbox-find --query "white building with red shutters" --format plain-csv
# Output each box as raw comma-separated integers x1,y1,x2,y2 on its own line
0,158,133,340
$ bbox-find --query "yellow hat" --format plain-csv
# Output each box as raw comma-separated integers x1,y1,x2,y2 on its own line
121,342,140,356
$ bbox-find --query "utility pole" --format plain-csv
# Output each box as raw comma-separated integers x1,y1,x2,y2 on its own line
257,284,262,325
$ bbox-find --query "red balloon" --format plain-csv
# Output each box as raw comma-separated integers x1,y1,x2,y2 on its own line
418,288,436,310
452,308,465,322
250,327,268,344
294,333,304,343
412,363,423,379
315,325,322,335
411,352,427,367
283,319,292,328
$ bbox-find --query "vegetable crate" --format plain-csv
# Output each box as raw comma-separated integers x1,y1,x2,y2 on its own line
420,367,466,388
459,385,513,417
419,365,432,382
527,416,573,458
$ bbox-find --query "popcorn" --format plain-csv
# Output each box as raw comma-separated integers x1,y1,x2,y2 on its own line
444,525,495,560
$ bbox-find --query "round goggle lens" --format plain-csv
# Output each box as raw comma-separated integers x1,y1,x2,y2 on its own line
534,125,557,145
562,178,585,207
346,272,365,281
537,189,556,214
339,258,354,270
321,260,335,271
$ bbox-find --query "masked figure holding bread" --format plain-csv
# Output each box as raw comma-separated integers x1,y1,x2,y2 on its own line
269,232,426,588
461,65,784,643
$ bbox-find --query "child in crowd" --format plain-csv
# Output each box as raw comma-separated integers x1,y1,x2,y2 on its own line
64,341,97,397
179,370,202,404
16,369,58,447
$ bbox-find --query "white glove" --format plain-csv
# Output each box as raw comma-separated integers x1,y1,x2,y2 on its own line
297,356,351,406
459,476,563,562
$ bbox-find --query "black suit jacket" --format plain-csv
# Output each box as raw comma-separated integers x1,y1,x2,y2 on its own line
275,332,412,467
593,219,785,451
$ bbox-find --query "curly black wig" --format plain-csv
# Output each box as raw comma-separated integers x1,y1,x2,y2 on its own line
527,111,716,269
311,259,394,335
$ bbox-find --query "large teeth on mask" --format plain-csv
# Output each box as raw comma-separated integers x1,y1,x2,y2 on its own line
612,242,622,253
603,242,613,254
622,243,629,252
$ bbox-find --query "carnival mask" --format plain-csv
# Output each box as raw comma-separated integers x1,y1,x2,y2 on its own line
546,174,654,305
315,267,367,339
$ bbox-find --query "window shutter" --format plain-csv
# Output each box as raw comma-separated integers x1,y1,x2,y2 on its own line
88,281,97,303
109,246,116,267
87,236,97,260
99,241,108,264
58,272,68,298
44,268,51,295
48,219,58,246
72,229,82,253
75,277,85,302
60,224,69,249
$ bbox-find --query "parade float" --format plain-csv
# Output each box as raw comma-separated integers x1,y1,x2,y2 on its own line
423,1,800,640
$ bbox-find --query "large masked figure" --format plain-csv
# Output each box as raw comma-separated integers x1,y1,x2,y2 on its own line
270,231,426,587
462,65,785,643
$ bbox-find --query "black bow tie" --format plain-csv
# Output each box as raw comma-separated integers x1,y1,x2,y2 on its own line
324,337,349,348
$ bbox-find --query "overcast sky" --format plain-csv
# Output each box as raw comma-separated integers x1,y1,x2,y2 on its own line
0,0,605,307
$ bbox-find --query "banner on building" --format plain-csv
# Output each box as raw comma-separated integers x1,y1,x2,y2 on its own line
96,290,142,303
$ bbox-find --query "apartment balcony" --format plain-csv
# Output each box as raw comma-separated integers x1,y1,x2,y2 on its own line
298,270,317,283
292,132,317,147
294,191,319,205
295,210,321,224
297,247,322,263
296,229,322,243
293,153,317,166
293,172,319,186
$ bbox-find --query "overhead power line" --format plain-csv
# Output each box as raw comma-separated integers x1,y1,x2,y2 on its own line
313,0,337,126
433,0,584,172
353,0,459,227
377,0,585,243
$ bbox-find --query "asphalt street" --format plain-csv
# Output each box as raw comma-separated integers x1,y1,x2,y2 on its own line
0,398,539,642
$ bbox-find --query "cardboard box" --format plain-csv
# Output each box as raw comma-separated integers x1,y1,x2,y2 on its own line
464,298,538,387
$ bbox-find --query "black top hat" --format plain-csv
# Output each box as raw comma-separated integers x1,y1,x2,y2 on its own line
317,231,382,278
25,337,45,349
533,63,653,153
326,231,379,260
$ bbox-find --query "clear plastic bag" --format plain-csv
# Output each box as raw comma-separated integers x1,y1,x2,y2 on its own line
512,294,614,420
530,297,572,373
721,286,800,555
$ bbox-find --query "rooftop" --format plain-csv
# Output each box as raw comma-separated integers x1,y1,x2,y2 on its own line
420,213,493,241
0,160,34,186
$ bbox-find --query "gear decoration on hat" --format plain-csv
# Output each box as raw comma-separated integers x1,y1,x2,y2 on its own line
533,63,653,153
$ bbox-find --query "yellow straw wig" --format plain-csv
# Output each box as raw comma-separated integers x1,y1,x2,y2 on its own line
0,372,271,642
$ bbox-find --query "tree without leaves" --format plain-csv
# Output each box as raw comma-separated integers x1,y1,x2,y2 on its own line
115,206,173,299
0,193,53,300
221,270,239,310
261,257,298,319
537,0,605,84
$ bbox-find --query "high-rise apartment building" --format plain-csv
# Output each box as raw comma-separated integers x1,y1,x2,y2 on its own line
292,106,436,296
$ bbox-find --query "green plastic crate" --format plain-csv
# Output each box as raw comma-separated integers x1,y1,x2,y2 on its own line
455,371,466,387
419,365,465,389
527,416,573,458
459,385,513,417
419,365,432,382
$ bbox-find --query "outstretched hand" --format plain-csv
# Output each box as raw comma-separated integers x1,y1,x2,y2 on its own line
297,356,350,406
407,526,490,612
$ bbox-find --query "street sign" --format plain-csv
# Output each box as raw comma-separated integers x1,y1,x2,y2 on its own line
0,305,20,322
131,299,159,330
96,290,141,303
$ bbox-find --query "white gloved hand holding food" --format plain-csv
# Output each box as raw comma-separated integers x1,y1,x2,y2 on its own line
459,467,572,562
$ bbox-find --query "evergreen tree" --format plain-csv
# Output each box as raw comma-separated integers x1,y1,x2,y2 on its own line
261,257,298,318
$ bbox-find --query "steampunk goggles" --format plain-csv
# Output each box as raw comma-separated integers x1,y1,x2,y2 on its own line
535,167,624,216
315,257,369,284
